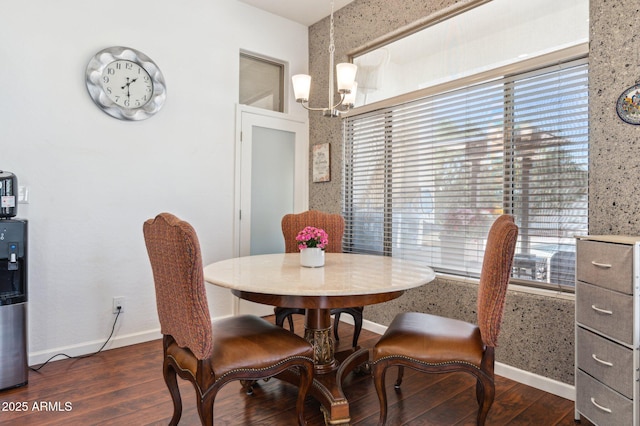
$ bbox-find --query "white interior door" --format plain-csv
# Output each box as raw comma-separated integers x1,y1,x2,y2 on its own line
235,105,308,315
249,126,294,255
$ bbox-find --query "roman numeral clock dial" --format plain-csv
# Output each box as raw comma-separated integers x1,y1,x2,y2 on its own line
86,46,166,120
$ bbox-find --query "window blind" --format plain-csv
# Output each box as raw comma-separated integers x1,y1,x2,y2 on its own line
343,58,588,290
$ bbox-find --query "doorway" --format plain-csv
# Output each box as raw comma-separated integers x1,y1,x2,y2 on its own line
235,105,308,315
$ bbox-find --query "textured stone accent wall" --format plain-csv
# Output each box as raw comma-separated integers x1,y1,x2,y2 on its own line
589,1,640,234
308,0,640,385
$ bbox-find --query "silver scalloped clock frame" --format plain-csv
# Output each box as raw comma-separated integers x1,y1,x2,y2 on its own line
86,46,166,121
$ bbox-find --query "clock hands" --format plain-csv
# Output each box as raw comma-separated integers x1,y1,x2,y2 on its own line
121,77,138,90
121,77,138,98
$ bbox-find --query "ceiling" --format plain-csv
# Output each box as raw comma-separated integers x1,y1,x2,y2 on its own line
238,0,355,26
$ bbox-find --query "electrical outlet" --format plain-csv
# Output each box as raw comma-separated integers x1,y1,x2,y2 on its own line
18,185,29,204
113,297,125,314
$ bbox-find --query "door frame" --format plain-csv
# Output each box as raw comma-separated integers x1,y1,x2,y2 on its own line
234,105,309,257
234,105,308,315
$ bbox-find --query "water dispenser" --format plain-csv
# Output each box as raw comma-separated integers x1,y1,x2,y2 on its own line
0,218,27,390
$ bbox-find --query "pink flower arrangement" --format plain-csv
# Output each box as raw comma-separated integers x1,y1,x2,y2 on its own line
296,226,329,250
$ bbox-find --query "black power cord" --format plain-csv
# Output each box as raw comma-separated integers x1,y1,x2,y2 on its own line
29,306,122,372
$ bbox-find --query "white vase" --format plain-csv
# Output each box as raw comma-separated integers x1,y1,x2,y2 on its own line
299,247,325,267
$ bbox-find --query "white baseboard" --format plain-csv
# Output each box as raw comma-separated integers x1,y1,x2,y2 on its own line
28,329,162,366
28,315,238,367
494,362,575,401
357,318,576,402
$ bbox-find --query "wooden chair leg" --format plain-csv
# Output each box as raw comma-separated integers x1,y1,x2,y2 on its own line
351,310,363,348
240,379,256,395
274,308,297,332
197,389,216,426
333,312,342,341
296,364,313,426
286,314,295,332
372,362,389,426
476,378,484,406
476,375,495,426
163,362,182,426
394,366,404,389
476,347,495,425
333,308,363,347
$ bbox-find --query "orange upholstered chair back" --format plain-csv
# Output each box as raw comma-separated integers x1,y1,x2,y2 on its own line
281,210,345,253
143,213,213,360
477,214,518,348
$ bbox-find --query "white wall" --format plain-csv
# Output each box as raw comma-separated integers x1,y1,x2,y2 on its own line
0,0,309,364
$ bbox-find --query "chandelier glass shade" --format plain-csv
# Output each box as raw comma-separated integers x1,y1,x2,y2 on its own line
292,0,358,117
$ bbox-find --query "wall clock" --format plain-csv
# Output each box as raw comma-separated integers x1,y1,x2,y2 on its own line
85,46,166,121
616,82,640,125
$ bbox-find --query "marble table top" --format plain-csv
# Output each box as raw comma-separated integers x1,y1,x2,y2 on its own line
203,253,435,297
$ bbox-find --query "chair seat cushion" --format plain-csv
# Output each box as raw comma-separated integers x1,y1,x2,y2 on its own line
373,312,484,367
167,315,313,379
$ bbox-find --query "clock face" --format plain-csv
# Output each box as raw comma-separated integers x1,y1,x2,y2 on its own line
101,60,153,109
86,46,166,120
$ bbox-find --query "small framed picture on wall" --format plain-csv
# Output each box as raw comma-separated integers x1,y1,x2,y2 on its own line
312,143,331,183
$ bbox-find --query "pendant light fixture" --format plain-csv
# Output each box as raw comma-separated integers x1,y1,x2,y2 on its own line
291,0,358,117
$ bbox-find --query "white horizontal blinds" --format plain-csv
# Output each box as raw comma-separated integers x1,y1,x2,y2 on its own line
343,112,387,254
344,80,506,275
389,82,505,275
343,58,588,289
506,60,589,288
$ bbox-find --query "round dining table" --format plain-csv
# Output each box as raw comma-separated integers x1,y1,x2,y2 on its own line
203,252,435,425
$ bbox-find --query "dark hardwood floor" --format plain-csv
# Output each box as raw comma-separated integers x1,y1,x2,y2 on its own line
0,315,589,425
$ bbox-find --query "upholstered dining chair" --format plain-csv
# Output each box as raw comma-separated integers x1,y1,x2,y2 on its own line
143,213,314,426
371,214,518,426
275,209,363,347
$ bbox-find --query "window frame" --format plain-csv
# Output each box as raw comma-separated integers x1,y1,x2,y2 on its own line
239,52,285,113
342,53,589,293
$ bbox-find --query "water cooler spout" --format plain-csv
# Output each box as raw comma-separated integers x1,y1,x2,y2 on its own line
8,243,18,271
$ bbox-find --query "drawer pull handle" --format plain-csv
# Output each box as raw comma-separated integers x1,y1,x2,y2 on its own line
591,261,612,268
591,304,613,315
590,397,612,413
592,354,613,367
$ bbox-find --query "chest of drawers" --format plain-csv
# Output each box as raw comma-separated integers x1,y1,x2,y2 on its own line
575,235,640,425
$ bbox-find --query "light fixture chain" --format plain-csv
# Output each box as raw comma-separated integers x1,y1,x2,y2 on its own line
329,0,335,54
328,0,336,111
